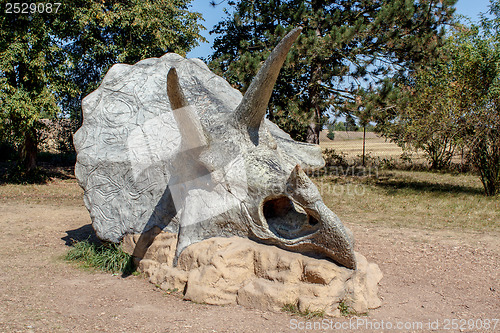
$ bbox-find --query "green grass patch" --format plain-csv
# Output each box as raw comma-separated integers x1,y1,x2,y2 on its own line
338,300,350,316
314,169,499,232
281,303,325,319
65,240,135,275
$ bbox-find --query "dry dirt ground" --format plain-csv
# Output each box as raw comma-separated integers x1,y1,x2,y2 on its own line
0,180,498,333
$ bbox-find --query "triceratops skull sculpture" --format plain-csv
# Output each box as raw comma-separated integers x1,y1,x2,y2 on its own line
74,28,356,269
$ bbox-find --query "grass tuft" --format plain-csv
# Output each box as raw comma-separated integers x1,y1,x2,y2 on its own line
338,300,368,317
281,303,325,319
65,240,135,275
338,300,350,316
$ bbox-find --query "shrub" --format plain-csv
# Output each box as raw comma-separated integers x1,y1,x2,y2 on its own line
322,148,348,168
327,129,335,140
468,135,500,196
326,122,335,140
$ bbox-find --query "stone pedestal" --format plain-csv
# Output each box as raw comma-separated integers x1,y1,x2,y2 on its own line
123,229,382,317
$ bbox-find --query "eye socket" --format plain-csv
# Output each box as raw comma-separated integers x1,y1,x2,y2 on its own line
262,195,320,239
263,196,293,219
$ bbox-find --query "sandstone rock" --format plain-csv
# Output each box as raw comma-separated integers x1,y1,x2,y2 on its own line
122,227,177,267
124,232,382,316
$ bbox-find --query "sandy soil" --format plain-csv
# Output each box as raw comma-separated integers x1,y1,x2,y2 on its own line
0,183,498,332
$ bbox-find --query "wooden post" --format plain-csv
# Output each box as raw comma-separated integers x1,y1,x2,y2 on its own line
362,124,366,167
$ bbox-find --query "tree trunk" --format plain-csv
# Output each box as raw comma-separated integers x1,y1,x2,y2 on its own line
307,121,320,144
304,0,325,145
21,128,37,171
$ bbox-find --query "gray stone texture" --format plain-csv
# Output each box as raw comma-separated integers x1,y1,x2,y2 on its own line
74,28,357,269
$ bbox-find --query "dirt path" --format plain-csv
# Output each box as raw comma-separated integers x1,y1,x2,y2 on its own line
0,197,498,332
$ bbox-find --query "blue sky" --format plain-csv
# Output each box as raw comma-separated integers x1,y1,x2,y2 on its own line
186,0,494,59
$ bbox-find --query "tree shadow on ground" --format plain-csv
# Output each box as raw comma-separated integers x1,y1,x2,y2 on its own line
0,162,75,185
40,165,75,179
373,175,484,196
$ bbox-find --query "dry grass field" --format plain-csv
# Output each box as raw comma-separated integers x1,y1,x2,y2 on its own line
315,170,499,232
320,130,404,157
316,130,499,232
320,130,434,165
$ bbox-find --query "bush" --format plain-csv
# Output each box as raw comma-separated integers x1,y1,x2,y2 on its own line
353,152,376,167
326,122,335,140
468,135,500,196
322,148,349,168
327,129,335,140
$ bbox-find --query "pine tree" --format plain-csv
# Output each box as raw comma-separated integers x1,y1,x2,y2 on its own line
209,0,456,143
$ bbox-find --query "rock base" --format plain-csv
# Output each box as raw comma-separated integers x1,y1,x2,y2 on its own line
122,228,382,316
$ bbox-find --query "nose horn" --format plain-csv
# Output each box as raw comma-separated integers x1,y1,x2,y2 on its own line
167,67,189,110
233,27,302,128
286,164,356,269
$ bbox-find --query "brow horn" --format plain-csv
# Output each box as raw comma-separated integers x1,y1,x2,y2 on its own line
167,67,207,150
233,27,302,128
167,67,189,110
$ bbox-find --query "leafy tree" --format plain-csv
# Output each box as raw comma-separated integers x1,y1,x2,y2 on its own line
333,121,346,131
454,17,500,196
60,0,205,123
377,60,461,169
0,2,70,170
0,0,204,172
208,0,456,143
378,1,500,195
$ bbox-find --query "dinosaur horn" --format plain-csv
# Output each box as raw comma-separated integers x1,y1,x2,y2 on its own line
167,67,207,150
233,27,302,128
167,67,189,110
